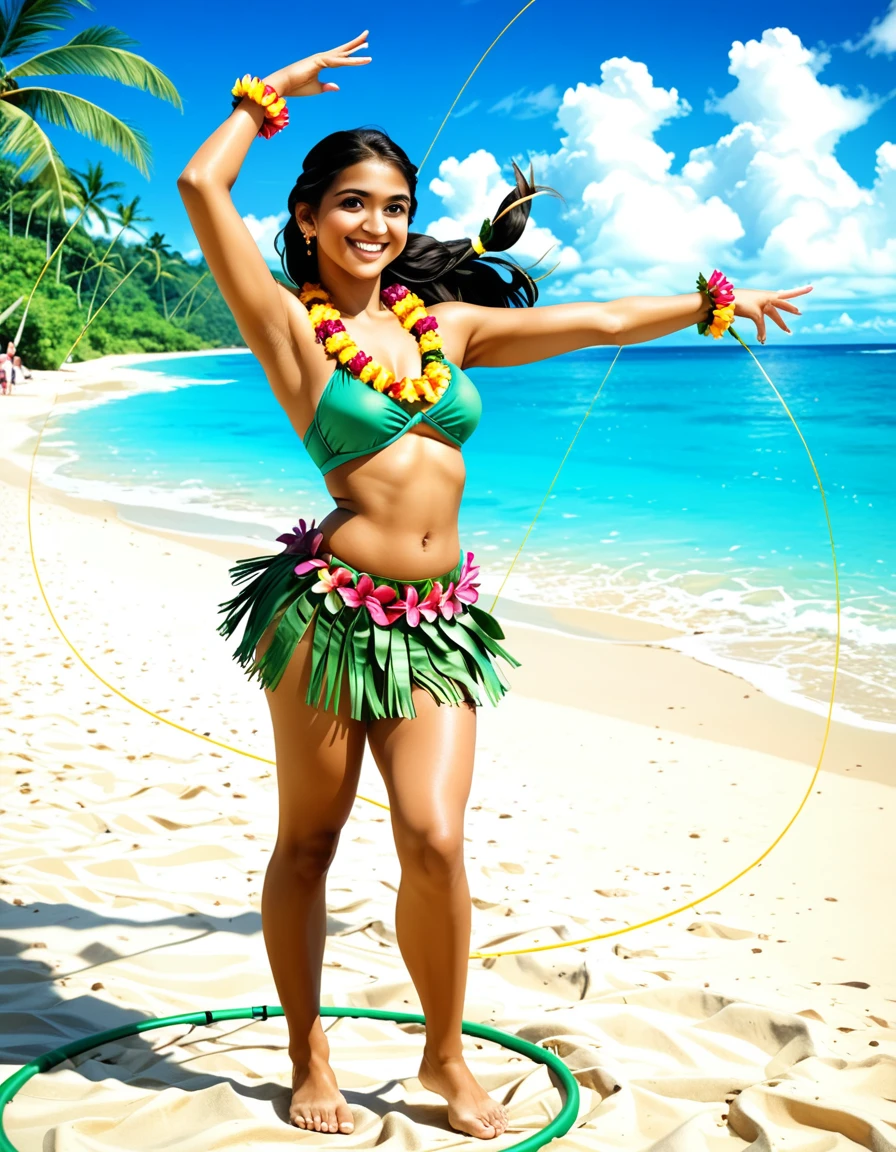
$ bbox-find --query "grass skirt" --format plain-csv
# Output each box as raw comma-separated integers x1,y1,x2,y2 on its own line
216,521,521,721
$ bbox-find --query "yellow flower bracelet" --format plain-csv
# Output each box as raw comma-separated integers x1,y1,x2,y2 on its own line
231,74,289,139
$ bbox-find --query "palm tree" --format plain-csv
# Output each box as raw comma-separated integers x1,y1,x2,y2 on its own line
142,230,182,320
0,0,181,343
85,192,151,320
48,159,123,284
0,0,181,223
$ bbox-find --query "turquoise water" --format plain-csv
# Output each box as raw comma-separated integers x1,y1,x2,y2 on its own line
40,346,896,730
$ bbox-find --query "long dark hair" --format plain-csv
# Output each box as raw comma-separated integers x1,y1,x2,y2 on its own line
273,127,563,307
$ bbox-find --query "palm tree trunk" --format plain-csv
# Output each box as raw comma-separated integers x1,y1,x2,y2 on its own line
87,230,123,322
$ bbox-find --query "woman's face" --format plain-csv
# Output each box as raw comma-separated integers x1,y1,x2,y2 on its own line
298,158,412,281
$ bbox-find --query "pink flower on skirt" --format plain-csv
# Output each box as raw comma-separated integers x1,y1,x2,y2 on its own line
454,550,480,605
312,565,354,613
338,574,404,626
394,582,442,626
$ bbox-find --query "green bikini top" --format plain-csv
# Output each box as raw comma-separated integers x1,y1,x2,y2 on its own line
302,359,482,476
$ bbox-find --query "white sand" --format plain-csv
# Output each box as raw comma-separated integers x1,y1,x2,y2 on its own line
1,355,893,1150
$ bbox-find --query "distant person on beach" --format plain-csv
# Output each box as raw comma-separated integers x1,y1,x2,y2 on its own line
14,355,30,381
0,354,9,395
179,32,813,1140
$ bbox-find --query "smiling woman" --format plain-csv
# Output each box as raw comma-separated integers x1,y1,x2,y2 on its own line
175,27,812,1145
275,126,557,307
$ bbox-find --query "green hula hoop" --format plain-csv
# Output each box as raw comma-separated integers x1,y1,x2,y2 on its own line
0,1004,580,1151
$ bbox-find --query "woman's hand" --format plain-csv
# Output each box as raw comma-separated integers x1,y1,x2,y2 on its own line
733,285,814,344
264,31,371,98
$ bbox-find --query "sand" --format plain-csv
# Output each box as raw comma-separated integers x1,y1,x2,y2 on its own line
1,354,893,1150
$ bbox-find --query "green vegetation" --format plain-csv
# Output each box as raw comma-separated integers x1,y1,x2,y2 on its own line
0,159,243,367
0,0,244,368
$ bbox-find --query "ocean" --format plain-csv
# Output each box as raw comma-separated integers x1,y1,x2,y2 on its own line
36,344,895,733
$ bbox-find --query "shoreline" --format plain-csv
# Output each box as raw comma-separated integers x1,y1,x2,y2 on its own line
3,351,894,1148
4,350,890,754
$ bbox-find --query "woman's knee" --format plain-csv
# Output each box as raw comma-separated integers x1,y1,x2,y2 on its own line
394,825,465,885
274,828,342,879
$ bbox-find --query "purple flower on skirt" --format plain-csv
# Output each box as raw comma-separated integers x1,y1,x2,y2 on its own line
276,518,332,574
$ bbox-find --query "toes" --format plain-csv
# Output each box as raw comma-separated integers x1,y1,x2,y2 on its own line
312,1111,323,1132
326,1108,339,1133
336,1104,355,1133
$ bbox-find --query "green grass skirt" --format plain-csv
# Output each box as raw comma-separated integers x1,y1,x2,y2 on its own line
217,543,521,721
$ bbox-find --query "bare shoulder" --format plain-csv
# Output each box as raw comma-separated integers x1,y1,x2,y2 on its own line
428,300,478,365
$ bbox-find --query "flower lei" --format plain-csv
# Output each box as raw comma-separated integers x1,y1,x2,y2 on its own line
278,520,480,627
696,269,736,339
298,282,452,404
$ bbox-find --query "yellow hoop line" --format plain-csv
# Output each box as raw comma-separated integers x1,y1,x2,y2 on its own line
23,0,840,957
27,333,840,959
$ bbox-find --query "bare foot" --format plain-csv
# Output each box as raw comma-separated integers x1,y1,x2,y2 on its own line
290,1056,355,1133
418,1051,509,1139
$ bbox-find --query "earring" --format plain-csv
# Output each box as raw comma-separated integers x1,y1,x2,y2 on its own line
304,232,312,255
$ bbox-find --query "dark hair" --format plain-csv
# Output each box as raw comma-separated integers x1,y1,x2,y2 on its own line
273,127,563,307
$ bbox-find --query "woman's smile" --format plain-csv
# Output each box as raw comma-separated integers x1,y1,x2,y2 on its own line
346,237,389,259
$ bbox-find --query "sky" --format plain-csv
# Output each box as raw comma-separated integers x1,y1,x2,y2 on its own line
15,0,896,344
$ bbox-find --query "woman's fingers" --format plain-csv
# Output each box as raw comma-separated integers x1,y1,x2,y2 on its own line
321,51,371,67
330,29,369,52
766,304,790,333
776,285,814,299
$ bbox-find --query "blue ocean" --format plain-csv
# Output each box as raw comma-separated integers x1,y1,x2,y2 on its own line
39,345,895,732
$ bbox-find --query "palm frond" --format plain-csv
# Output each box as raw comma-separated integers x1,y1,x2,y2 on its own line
0,96,68,214
0,0,90,60
8,26,183,110
3,86,152,177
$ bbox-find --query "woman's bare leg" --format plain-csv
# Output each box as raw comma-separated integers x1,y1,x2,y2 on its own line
366,689,509,1139
257,620,366,1134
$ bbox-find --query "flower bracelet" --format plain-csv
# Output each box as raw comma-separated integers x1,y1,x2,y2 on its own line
230,74,289,139
696,269,736,339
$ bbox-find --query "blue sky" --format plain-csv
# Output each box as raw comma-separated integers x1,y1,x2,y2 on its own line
19,0,896,343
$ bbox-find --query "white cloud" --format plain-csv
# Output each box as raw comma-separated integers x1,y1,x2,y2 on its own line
453,99,480,119
428,27,896,314
65,206,145,247
242,211,289,260
803,311,896,333
852,0,896,55
425,149,580,274
489,84,561,119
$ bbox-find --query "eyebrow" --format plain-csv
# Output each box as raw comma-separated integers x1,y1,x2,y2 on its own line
333,187,411,204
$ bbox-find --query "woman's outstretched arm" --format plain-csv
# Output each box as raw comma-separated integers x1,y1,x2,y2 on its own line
439,284,813,370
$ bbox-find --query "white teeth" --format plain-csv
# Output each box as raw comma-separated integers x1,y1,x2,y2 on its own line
351,240,386,252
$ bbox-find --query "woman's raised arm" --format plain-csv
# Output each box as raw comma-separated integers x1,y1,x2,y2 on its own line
177,83,293,365
176,35,371,377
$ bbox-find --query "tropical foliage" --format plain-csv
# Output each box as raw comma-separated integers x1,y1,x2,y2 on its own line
0,0,244,367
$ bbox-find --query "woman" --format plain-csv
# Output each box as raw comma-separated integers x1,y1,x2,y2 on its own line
177,32,811,1140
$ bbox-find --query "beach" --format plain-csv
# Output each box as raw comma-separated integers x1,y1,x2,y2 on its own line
1,353,894,1150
